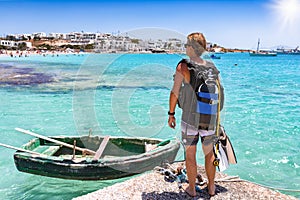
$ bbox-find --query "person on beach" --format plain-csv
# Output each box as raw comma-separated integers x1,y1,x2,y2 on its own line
168,32,223,197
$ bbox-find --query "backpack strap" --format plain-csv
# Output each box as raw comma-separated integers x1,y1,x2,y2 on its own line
216,79,221,137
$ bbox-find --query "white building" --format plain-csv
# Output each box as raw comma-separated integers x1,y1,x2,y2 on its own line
66,32,81,40
48,33,66,39
166,38,183,51
32,32,47,38
94,35,138,52
23,41,32,48
0,40,18,48
65,32,99,45
82,33,97,40
0,40,32,49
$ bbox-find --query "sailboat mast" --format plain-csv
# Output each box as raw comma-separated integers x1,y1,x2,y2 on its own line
256,38,260,52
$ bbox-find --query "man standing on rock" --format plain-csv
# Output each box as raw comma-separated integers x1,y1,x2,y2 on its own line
168,32,224,197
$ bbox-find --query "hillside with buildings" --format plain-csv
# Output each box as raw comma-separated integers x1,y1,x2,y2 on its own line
0,31,228,54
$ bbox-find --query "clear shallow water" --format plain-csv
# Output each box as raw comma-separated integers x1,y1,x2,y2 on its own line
0,53,299,199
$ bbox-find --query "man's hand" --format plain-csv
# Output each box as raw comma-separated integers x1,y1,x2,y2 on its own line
168,116,176,129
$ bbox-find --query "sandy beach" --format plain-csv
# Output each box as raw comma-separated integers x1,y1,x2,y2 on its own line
0,49,86,58
73,162,298,200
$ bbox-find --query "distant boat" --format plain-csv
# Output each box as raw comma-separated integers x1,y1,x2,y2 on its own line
202,53,221,59
249,51,277,56
289,51,300,55
249,39,277,56
276,46,300,55
11,129,180,180
210,54,221,59
150,48,167,53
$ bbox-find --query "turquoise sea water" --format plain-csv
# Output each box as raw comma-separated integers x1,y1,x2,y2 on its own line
0,53,299,199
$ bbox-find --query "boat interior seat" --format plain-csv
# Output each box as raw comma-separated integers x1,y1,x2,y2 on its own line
34,145,61,156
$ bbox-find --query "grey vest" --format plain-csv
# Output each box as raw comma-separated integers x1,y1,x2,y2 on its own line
177,59,224,129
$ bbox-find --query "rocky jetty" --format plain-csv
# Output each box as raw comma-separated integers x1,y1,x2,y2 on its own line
74,162,298,200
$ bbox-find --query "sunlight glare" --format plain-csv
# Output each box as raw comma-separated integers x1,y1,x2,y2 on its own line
269,0,300,27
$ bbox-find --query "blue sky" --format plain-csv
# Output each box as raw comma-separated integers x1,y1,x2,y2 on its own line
0,0,299,49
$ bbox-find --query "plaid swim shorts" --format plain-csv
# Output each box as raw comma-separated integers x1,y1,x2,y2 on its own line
181,121,218,146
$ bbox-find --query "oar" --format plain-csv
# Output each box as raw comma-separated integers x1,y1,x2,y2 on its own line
15,128,96,155
0,142,42,155
93,136,110,160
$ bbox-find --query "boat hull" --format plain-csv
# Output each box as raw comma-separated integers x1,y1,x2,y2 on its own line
13,136,180,180
249,52,277,56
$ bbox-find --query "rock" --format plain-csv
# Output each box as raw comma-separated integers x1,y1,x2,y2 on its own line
0,65,54,86
73,162,298,200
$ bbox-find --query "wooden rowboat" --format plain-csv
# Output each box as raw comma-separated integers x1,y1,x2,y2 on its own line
13,135,180,180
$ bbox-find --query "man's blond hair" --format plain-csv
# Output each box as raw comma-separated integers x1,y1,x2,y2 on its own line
187,32,207,56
